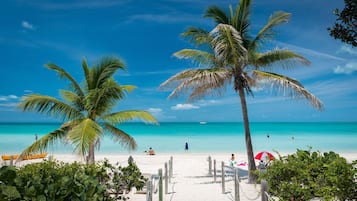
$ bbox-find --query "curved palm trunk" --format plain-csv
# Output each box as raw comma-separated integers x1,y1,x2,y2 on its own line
87,143,95,164
237,87,257,183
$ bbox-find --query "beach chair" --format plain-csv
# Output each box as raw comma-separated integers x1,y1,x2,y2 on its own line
1,153,48,165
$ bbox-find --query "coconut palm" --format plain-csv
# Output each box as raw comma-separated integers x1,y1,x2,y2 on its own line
160,0,323,182
18,56,158,164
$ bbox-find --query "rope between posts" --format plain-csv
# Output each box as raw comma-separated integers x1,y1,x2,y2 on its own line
264,191,276,201
238,182,261,201
169,178,176,201
222,168,261,201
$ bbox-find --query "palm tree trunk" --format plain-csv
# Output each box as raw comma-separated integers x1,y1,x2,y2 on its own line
237,87,257,183
87,143,95,164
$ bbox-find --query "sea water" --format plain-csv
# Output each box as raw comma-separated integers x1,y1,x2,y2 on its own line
0,122,356,155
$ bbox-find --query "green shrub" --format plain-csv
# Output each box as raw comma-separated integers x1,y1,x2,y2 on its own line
0,158,148,201
101,159,147,200
0,166,21,200
260,149,357,201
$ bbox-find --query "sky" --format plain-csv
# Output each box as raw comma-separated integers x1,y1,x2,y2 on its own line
0,0,356,122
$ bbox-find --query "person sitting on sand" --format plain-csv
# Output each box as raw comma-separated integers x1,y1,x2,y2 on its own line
147,147,155,155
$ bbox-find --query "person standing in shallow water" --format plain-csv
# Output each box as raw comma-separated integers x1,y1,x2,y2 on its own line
185,142,189,150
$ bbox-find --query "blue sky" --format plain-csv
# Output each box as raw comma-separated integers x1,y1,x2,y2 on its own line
0,0,356,122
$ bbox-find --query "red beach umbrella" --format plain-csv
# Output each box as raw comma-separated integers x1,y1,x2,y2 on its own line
255,151,274,161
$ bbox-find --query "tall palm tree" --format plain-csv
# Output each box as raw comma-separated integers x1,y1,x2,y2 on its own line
18,56,158,164
160,0,323,183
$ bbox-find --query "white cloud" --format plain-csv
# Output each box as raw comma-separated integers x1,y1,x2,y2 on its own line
24,90,33,94
0,95,19,101
146,107,177,120
22,21,34,30
29,0,128,10
275,41,345,61
0,103,18,107
127,13,202,24
171,103,199,110
338,45,357,56
334,62,357,74
197,99,220,106
147,108,163,114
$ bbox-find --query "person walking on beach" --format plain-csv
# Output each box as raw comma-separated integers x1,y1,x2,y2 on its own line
185,142,189,150
258,160,267,172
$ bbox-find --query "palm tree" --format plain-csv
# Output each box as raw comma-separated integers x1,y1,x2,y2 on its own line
160,0,323,183
18,56,158,164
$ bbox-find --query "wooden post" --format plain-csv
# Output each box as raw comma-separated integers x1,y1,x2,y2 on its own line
10,155,14,166
213,159,217,182
208,156,212,175
234,168,240,201
261,180,268,201
159,169,163,201
221,161,225,194
146,180,152,201
165,163,168,194
169,156,173,181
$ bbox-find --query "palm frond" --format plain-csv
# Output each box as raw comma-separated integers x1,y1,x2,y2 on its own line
103,110,158,124
250,11,290,50
211,23,247,66
160,68,231,100
18,94,84,120
160,69,199,89
174,49,217,67
253,49,311,68
67,118,103,157
92,57,126,89
188,73,230,101
82,58,91,91
252,70,324,110
102,123,137,150
17,124,70,162
181,27,212,46
231,0,252,36
120,85,137,93
45,63,84,97
205,5,229,24
85,80,127,116
60,89,85,110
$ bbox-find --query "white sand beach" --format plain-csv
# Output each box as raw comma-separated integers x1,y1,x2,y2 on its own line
12,152,355,201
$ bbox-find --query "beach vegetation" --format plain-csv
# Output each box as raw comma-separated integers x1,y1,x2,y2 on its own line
260,149,357,200
17,56,158,163
328,0,357,47
160,0,323,183
0,159,147,200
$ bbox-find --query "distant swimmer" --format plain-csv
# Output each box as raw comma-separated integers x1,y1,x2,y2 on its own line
185,142,189,150
291,136,295,140
267,134,270,138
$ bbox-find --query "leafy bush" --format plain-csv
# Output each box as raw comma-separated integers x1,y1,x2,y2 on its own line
100,159,147,200
260,149,357,201
0,158,147,201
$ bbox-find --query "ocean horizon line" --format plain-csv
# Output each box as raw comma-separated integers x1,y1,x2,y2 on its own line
1,121,357,124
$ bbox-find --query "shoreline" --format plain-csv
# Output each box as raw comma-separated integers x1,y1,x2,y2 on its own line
15,151,356,166
6,150,357,168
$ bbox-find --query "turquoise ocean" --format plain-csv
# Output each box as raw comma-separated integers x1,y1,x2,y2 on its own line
0,122,357,155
